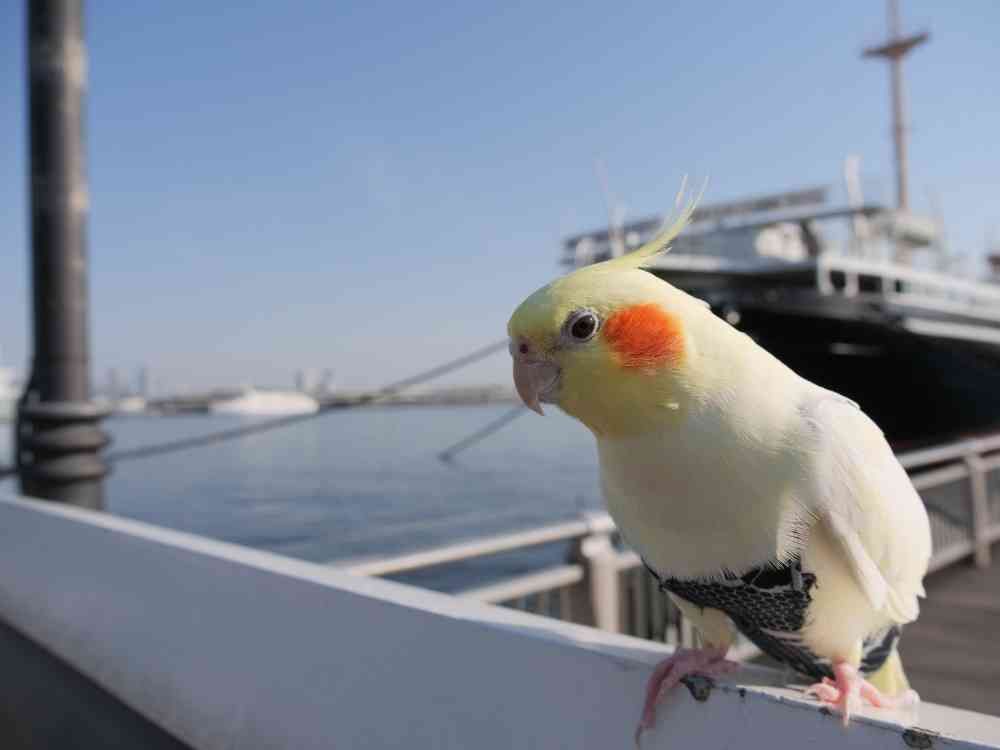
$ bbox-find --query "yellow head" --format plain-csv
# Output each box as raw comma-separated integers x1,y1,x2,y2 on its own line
508,205,709,437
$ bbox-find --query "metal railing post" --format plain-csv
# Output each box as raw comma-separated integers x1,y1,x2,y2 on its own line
573,516,621,633
964,451,992,568
816,255,833,295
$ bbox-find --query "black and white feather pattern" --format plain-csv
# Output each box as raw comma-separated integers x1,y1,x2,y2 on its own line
644,558,900,681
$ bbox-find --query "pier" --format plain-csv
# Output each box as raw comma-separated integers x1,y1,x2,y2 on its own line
1,490,999,749
901,553,1000,715
2,429,999,747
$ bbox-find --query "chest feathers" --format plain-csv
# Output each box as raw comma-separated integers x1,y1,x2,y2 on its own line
596,409,810,580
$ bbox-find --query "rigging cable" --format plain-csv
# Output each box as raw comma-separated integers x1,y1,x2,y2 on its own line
437,404,527,463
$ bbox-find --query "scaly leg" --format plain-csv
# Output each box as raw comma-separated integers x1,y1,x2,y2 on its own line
805,662,920,727
634,646,739,747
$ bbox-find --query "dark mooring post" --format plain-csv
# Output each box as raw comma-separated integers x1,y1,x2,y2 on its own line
17,0,109,508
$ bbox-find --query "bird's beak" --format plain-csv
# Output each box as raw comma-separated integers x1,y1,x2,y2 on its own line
511,339,560,416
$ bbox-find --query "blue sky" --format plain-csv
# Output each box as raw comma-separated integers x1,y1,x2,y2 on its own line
1,1,997,393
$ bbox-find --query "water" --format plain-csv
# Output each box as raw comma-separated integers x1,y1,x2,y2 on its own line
0,406,603,591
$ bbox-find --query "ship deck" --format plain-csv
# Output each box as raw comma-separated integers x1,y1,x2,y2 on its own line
900,551,1000,716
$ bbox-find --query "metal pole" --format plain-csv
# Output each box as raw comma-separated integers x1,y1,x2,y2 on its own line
17,0,109,508
888,0,909,211
863,0,928,214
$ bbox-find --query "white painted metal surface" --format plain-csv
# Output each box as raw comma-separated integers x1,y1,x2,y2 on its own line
1,493,998,749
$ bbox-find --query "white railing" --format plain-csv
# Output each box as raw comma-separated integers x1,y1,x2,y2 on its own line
336,433,1000,656
816,254,1000,312
2,493,999,749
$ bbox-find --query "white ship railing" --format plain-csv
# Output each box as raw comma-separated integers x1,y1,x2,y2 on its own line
335,433,1000,656
816,254,1000,313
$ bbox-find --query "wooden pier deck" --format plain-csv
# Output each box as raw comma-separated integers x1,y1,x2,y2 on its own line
899,551,1000,717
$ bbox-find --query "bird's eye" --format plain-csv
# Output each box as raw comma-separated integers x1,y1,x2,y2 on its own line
566,310,599,342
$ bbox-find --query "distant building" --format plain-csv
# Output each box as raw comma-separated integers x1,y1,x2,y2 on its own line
295,368,336,396
295,369,318,394
989,254,1000,282
319,369,336,396
137,366,150,399
106,368,124,400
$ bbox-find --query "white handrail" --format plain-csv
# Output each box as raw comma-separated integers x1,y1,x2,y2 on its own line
2,492,999,749
337,433,1000,578
817,253,1000,306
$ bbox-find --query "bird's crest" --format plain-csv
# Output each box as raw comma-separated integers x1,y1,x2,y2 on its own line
595,177,705,271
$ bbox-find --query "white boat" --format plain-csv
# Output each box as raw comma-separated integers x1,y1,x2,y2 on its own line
113,396,148,415
210,388,319,416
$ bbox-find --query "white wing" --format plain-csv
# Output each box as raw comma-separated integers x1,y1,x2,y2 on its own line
798,393,931,624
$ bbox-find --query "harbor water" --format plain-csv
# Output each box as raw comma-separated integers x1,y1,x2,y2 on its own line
0,405,603,591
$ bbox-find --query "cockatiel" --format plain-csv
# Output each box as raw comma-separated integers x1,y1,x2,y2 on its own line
507,201,931,740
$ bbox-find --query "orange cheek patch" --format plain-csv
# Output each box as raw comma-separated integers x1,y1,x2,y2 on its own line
603,303,685,369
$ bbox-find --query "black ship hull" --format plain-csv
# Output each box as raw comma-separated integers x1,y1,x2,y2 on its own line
658,273,1000,448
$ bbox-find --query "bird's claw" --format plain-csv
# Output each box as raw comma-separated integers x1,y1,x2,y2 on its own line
805,663,920,727
634,646,739,747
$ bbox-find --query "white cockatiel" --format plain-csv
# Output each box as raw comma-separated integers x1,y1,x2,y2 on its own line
507,203,932,739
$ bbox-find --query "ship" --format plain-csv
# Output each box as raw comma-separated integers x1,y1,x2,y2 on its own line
210,387,319,416
562,184,1000,448
561,1,1000,448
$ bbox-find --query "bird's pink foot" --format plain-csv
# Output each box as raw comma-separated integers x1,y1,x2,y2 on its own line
634,646,739,747
805,662,919,727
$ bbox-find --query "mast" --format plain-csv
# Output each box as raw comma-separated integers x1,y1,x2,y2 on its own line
862,0,929,212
